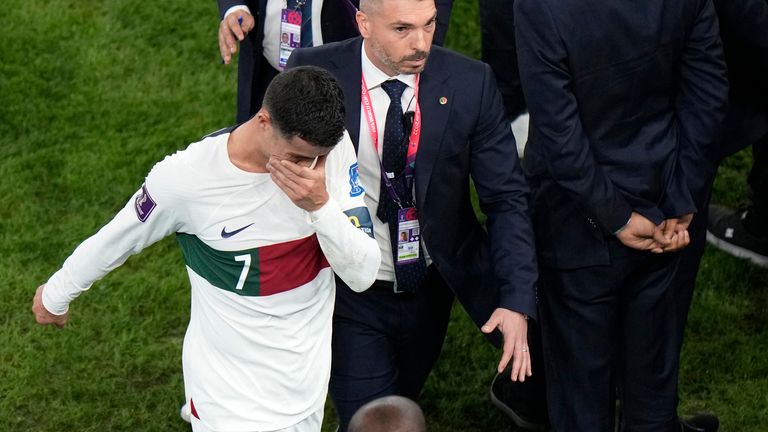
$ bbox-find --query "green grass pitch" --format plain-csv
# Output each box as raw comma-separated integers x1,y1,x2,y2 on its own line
1,0,766,430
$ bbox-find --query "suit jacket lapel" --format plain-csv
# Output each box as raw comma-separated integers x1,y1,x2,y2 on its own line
328,38,364,152
415,52,453,210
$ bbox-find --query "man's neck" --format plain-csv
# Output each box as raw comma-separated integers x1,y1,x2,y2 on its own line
227,122,269,173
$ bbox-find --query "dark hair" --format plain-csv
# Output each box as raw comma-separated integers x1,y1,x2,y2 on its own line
262,66,346,148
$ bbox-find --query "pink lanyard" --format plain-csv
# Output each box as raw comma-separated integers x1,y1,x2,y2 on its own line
360,74,422,179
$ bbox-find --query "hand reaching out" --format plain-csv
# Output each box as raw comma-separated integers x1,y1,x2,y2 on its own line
219,10,255,64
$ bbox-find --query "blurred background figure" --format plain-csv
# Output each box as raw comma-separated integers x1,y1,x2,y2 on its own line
427,0,531,157
706,0,768,269
217,0,361,123
348,396,427,432
480,0,529,157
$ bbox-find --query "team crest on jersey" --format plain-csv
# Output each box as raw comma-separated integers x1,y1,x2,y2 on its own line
134,184,157,223
348,163,364,197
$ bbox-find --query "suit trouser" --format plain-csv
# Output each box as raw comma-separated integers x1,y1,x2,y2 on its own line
540,238,680,432
235,38,280,123
329,266,454,431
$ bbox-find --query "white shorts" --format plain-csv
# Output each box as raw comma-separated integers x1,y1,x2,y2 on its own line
190,406,324,432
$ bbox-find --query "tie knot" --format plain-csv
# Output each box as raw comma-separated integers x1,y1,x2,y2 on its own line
381,80,408,104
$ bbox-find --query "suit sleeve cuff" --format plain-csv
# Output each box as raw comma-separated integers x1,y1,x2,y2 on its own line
223,5,251,19
597,199,633,235
498,292,538,322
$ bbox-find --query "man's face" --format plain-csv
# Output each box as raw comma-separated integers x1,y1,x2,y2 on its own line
358,0,437,75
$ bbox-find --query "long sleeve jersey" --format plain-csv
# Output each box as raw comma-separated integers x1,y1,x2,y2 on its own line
43,128,380,431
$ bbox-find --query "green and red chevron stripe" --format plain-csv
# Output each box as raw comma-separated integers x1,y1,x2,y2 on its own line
176,233,330,296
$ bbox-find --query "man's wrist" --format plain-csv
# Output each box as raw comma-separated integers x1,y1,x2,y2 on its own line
307,197,335,223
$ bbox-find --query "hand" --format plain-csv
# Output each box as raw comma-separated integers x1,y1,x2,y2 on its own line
267,155,329,212
659,213,693,252
218,10,255,64
32,285,68,329
482,308,531,382
616,212,671,253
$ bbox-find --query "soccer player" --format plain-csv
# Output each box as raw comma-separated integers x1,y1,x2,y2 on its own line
31,66,381,432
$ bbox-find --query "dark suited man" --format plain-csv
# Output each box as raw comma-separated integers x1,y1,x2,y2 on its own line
515,0,728,431
288,0,538,429
217,0,454,124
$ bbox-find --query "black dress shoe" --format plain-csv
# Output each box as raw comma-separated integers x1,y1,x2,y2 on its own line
679,414,719,432
490,370,548,431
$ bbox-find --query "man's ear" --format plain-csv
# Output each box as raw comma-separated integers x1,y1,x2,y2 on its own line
254,108,272,130
356,11,371,38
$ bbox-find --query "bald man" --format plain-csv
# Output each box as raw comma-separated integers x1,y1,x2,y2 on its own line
287,0,537,429
348,396,426,432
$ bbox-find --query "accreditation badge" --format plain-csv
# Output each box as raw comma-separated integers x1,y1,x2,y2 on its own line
278,8,302,69
396,207,421,264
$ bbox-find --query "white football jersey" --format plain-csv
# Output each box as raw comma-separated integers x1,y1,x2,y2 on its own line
43,128,380,431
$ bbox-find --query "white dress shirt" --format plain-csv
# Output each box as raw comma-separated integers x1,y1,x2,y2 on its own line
358,43,424,282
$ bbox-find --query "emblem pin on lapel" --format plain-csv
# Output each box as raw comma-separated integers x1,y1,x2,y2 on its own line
439,96,448,105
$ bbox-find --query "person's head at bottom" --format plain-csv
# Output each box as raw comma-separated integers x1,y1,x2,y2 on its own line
348,396,427,432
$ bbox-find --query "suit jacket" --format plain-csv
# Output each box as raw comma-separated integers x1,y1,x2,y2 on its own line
217,0,360,122
713,0,768,159
287,37,538,326
515,0,728,269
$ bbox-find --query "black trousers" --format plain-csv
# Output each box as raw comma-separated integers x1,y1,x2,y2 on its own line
330,266,455,431
540,238,681,432
235,49,280,123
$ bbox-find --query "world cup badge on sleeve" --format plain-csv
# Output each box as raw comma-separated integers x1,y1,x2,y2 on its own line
134,184,157,222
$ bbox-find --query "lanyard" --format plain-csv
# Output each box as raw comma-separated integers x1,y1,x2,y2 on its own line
360,74,422,207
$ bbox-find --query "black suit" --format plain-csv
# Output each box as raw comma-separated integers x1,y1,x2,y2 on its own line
217,0,360,123
288,37,537,428
515,0,728,430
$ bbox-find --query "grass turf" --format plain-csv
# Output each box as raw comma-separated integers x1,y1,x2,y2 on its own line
1,0,766,430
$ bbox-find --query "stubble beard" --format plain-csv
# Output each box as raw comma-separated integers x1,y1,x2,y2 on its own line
371,40,429,75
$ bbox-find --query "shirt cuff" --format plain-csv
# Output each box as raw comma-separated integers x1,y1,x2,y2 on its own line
613,215,633,235
42,271,74,316
224,5,251,19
